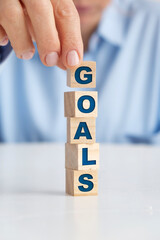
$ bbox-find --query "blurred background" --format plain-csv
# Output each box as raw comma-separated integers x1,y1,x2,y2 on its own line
0,0,160,144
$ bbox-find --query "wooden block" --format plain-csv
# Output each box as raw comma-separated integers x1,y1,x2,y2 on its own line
66,169,98,196
67,61,96,88
67,118,96,144
64,91,98,118
65,143,99,170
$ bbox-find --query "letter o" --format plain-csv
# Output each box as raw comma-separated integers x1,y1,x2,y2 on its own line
77,95,95,114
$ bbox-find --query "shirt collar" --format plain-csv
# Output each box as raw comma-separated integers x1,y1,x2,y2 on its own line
96,3,127,47
96,0,141,47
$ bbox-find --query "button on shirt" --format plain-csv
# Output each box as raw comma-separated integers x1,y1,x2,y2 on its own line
0,0,160,144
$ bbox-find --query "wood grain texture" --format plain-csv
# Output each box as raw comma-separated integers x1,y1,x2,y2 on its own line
65,143,99,170
64,91,98,118
67,61,96,88
66,169,98,196
67,118,96,144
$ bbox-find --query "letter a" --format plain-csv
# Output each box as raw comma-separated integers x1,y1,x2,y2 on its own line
74,122,92,140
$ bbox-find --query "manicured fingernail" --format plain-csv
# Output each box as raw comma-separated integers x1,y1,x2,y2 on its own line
0,37,9,46
67,50,80,67
45,52,59,66
21,51,34,60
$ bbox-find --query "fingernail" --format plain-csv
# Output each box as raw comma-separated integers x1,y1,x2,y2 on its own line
45,52,59,66
67,50,80,67
21,51,34,60
0,36,9,46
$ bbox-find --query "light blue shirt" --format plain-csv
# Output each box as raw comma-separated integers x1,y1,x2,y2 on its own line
0,0,160,144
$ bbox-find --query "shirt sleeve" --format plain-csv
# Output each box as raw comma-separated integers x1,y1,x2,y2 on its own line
0,42,12,64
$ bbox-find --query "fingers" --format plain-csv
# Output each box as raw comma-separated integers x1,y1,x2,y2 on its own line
0,0,83,69
53,0,83,68
22,0,83,68
22,5,36,42
22,0,60,66
0,0,35,59
0,25,8,46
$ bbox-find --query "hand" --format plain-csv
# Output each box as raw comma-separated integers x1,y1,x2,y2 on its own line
0,0,83,69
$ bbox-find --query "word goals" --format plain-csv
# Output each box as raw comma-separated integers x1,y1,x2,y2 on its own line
64,61,99,196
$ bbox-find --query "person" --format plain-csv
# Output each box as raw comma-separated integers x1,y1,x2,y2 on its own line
0,0,160,144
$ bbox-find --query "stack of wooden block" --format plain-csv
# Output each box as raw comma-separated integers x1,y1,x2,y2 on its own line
64,61,99,196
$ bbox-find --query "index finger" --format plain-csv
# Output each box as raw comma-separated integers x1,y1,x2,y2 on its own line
52,0,83,68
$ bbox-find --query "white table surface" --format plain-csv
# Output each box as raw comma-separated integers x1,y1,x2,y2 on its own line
0,143,160,240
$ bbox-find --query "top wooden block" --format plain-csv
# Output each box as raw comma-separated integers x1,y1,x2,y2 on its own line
67,61,96,88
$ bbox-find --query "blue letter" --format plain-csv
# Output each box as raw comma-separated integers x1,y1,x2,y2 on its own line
77,95,95,114
75,66,92,85
78,174,94,192
82,148,96,166
74,122,92,140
